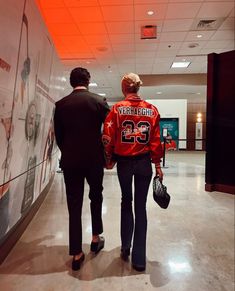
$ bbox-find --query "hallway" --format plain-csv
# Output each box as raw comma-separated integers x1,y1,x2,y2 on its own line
0,152,234,291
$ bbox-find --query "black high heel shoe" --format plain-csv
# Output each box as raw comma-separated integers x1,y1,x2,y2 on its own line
132,263,146,272
90,236,105,254
120,248,130,261
72,253,85,271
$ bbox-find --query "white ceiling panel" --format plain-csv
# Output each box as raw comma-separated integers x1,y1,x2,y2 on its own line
78,22,107,35
185,31,215,41
210,30,235,41
106,22,135,34
109,34,134,44
99,0,134,4
166,3,201,19
135,43,158,51
204,40,232,49
69,7,103,22
219,17,235,30
112,43,135,52
134,4,168,21
162,19,194,32
197,2,234,18
160,32,187,42
157,49,180,57
158,41,182,51
64,0,99,6
101,6,134,21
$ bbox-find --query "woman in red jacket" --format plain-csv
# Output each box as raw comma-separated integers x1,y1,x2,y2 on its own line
102,73,163,272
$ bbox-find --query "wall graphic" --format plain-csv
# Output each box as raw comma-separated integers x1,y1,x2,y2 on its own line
0,0,64,242
160,118,179,151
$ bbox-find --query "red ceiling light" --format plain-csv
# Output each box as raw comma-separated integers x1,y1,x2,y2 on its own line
141,25,157,39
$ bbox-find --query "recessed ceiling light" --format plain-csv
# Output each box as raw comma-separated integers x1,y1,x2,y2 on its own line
197,34,202,38
147,11,154,15
196,92,201,95
89,82,98,87
188,43,199,48
98,93,106,96
171,62,191,68
156,91,162,94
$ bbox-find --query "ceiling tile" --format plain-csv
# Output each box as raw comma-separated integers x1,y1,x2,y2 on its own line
160,32,187,42
152,63,170,74
134,3,168,21
112,43,135,52
162,19,194,32
219,17,235,30
180,40,207,50
211,30,235,41
135,53,156,60
37,0,65,8
106,22,135,34
158,41,182,51
101,6,134,21
78,22,107,34
109,34,134,44
83,34,110,45
197,2,234,18
203,40,232,49
136,67,153,74
166,3,201,19
135,43,158,51
42,8,73,23
114,53,135,62
156,49,179,57
64,0,99,6
48,23,80,35
69,7,103,22
135,0,168,3
99,0,134,4
154,56,175,64
185,30,215,41
169,0,203,2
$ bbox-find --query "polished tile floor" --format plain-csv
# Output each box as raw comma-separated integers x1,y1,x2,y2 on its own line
0,152,234,291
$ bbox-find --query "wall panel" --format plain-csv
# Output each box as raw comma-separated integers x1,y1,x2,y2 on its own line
0,0,64,244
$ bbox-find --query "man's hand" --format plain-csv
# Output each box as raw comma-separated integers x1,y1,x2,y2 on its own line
105,160,116,170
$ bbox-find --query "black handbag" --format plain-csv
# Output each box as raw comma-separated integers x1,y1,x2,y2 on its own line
153,176,170,209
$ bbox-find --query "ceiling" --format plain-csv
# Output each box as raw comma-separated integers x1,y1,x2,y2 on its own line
35,0,235,102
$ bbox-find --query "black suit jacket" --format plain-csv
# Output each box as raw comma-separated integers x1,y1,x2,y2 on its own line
54,89,110,169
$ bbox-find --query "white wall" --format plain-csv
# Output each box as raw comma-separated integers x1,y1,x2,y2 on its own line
0,0,64,242
146,99,187,149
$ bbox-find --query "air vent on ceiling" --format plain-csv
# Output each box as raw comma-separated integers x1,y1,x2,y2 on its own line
191,18,224,31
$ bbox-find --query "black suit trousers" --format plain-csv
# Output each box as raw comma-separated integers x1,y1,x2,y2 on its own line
63,164,104,255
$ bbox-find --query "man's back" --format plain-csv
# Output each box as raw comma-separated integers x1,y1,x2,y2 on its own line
54,89,109,168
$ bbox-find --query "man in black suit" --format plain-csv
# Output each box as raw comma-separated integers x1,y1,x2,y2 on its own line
54,67,109,270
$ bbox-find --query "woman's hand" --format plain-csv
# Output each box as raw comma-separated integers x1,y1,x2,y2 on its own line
105,160,116,170
155,164,163,181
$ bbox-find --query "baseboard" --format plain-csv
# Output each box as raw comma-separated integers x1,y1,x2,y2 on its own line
0,175,54,264
205,183,235,195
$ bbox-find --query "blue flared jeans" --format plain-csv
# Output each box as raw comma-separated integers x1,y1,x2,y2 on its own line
116,153,152,267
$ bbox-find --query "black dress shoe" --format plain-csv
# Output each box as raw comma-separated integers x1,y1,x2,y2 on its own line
72,253,85,271
132,263,146,272
120,248,130,261
90,236,105,254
